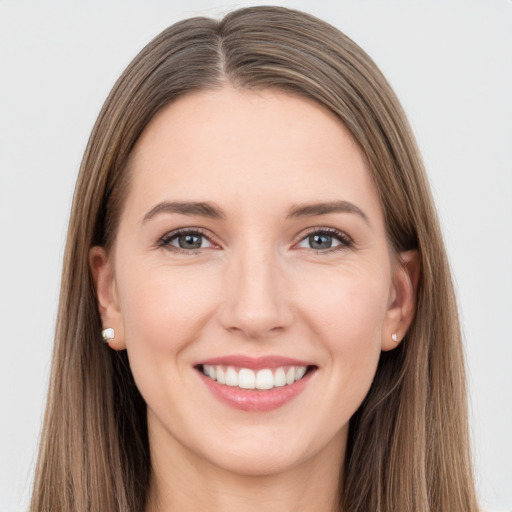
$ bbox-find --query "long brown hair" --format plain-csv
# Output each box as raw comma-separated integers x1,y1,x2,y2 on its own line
31,6,479,511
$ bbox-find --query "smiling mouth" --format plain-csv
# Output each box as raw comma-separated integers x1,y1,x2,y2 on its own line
197,364,316,391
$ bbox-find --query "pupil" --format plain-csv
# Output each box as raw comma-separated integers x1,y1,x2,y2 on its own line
310,234,332,249
179,234,202,249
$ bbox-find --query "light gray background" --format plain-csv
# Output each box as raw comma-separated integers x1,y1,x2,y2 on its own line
1,1,511,511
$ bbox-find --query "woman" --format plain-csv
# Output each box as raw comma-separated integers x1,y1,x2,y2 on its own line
30,6,480,512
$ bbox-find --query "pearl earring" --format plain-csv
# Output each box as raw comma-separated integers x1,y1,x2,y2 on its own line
391,333,398,343
102,328,115,343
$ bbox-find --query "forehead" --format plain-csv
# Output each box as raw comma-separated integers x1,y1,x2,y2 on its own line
124,86,382,223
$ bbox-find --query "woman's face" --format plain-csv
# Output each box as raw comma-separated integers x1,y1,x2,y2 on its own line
93,86,414,477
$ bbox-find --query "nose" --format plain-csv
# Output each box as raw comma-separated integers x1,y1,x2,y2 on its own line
219,246,294,340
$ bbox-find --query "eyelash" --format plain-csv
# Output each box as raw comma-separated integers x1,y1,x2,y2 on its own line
297,227,353,253
157,228,216,255
157,227,353,255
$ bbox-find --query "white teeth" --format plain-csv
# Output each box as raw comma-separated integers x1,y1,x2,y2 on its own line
225,367,239,387
274,367,287,387
201,364,309,390
238,368,256,389
255,369,274,390
203,365,215,379
295,366,307,381
216,367,226,384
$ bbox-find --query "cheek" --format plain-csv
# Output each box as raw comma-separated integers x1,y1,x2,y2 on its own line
116,261,219,357
297,266,389,373
281,265,391,448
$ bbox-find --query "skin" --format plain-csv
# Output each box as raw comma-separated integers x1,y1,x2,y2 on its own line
91,86,418,512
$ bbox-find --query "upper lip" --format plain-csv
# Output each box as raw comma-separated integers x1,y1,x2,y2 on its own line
194,355,315,370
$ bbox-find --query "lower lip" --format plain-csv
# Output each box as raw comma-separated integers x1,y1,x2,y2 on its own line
198,369,314,412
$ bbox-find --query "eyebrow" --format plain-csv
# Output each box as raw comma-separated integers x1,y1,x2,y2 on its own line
142,201,226,223
142,199,369,224
286,200,369,224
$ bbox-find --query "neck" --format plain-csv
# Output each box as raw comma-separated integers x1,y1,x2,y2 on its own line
145,424,346,512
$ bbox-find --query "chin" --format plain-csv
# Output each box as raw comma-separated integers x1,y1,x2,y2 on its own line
190,421,348,479
206,444,313,477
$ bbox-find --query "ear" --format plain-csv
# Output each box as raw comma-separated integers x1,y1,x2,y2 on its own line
89,246,126,350
381,249,420,351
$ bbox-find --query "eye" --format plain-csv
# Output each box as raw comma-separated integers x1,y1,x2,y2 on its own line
158,229,215,252
295,228,352,252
